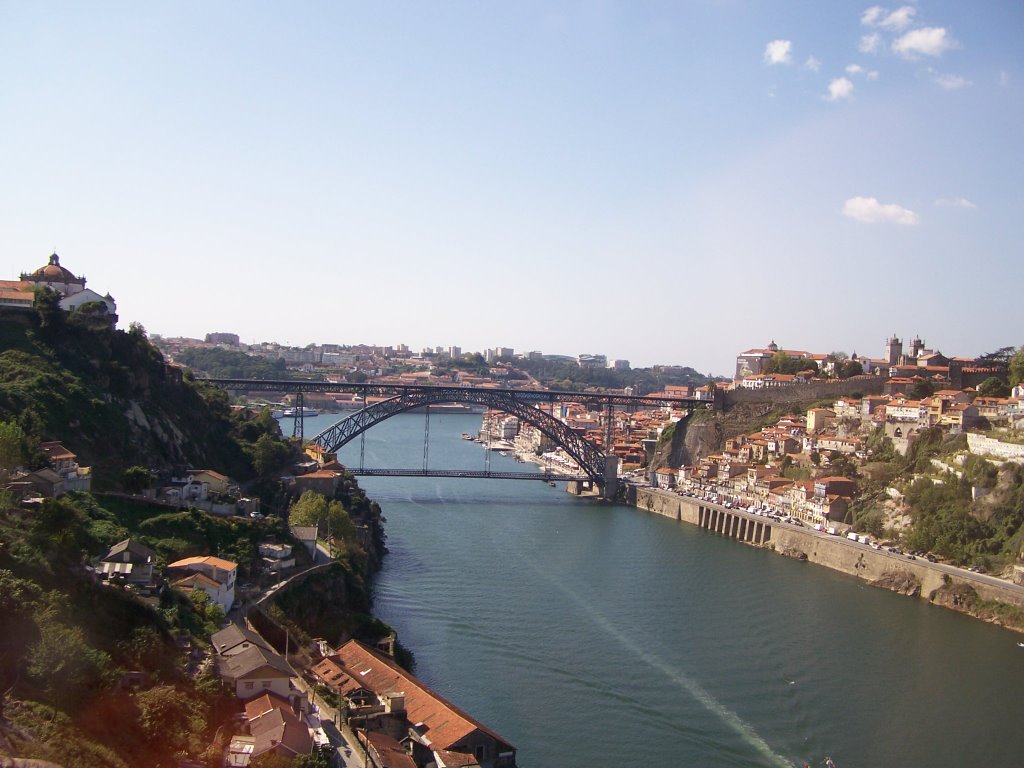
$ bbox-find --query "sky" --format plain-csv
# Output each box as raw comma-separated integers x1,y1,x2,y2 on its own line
1,1,1021,375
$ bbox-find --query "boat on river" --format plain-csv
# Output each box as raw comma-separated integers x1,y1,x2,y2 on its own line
277,407,320,418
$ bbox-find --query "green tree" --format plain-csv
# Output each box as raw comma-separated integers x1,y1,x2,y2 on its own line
27,613,111,708
327,499,356,542
122,465,153,494
251,433,291,476
1009,347,1024,387
839,360,864,378
134,684,199,751
0,419,26,476
289,490,328,531
978,376,1010,397
910,380,935,400
32,286,64,330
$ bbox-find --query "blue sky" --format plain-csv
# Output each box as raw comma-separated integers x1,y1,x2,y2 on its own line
1,1,1020,374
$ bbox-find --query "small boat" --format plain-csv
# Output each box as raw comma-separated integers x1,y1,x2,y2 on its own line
547,480,556,487
461,433,473,440
279,407,320,418
1017,642,1024,648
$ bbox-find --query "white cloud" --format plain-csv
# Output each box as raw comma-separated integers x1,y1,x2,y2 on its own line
843,196,918,225
862,5,916,30
935,197,977,209
934,73,971,90
859,33,882,54
867,70,880,80
893,27,958,58
879,6,916,30
826,77,855,101
804,55,821,72
846,64,865,75
861,6,885,26
764,39,793,65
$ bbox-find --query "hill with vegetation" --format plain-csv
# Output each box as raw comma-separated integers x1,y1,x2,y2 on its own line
0,300,391,766
510,357,711,393
0,302,293,490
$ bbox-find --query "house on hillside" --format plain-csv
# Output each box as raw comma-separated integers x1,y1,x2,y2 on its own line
39,441,91,493
313,639,517,768
211,625,274,657
166,555,237,612
98,538,157,586
217,644,296,701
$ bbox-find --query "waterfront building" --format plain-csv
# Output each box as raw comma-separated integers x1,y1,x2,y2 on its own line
313,639,517,768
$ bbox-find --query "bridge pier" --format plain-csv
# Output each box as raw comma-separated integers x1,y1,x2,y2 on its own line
602,455,619,499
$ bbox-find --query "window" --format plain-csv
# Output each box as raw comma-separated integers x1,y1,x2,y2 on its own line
244,682,254,690
262,681,272,688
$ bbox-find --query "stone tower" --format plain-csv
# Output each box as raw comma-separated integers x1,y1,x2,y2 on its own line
885,334,903,366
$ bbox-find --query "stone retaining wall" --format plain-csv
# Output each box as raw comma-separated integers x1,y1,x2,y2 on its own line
631,486,1024,612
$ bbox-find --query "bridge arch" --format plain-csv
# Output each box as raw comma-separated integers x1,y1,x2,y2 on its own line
309,387,606,486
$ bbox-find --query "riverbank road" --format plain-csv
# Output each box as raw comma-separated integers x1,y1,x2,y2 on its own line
652,487,1024,599
291,674,367,767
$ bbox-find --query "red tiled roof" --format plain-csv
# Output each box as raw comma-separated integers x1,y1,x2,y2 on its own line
330,641,513,753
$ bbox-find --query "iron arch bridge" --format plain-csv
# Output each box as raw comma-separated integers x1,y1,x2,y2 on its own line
206,379,710,492
311,387,607,486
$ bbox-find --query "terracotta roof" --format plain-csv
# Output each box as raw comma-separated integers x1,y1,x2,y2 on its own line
434,749,480,767
330,640,514,753
172,571,222,590
362,731,418,768
244,691,294,720
250,707,313,757
167,555,238,572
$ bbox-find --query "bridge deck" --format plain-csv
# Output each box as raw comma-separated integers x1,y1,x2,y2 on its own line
346,468,590,481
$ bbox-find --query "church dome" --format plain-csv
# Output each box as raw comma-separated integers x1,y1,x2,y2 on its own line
23,253,85,285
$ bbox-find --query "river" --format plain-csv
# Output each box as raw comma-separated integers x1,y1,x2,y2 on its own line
300,410,1024,767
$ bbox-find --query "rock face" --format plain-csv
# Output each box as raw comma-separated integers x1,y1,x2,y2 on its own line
649,415,724,472
929,580,979,611
778,545,808,561
871,570,922,597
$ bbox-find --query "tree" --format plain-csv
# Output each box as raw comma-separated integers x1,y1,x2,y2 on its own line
251,433,291,476
978,376,1010,398
135,685,197,750
289,490,329,531
838,360,863,379
0,419,26,476
326,499,356,542
910,380,935,400
1008,347,1024,387
122,465,153,494
32,286,64,330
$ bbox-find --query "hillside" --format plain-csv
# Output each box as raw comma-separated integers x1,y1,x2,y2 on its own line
0,307,287,489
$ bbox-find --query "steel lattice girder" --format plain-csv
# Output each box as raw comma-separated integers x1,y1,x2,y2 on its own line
310,388,607,485
206,378,706,411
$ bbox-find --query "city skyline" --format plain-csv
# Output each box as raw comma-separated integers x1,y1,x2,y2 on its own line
2,2,1021,374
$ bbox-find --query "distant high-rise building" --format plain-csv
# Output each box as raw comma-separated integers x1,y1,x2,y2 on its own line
611,359,630,370
496,347,514,359
448,346,461,358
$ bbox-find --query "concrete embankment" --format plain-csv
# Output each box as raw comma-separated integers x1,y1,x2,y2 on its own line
628,485,1024,627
